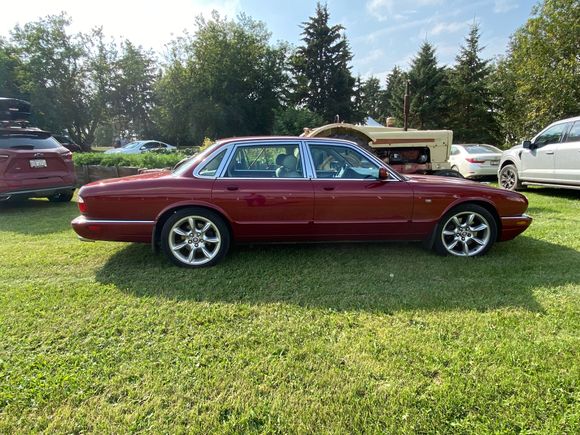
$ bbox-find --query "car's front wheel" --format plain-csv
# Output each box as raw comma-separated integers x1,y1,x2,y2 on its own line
161,207,230,268
433,204,497,257
499,164,524,191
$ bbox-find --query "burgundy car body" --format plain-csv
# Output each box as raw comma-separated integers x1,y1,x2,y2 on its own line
0,128,76,200
72,137,531,260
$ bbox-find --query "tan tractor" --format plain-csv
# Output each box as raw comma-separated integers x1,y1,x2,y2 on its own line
301,120,458,176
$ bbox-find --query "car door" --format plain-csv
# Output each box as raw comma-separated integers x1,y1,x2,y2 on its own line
554,121,580,185
307,142,414,239
211,141,314,241
521,123,567,181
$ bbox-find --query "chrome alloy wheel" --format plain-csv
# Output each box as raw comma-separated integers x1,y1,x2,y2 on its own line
168,215,222,266
441,211,491,257
499,166,516,190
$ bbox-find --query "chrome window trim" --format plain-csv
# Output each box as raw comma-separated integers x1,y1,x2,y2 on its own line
305,140,402,181
216,140,308,179
192,143,235,179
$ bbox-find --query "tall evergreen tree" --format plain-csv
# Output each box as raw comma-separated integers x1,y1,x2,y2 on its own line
358,76,385,121
290,2,358,123
383,65,407,126
447,23,499,144
407,42,447,129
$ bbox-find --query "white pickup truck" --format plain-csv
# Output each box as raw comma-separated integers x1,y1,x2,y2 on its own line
498,116,580,191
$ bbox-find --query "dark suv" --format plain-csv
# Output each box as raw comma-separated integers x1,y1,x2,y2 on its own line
0,98,76,202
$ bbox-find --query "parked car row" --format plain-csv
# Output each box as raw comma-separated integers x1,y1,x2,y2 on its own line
448,116,579,192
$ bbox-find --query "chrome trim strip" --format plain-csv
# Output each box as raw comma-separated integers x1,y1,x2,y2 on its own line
304,140,402,181
192,143,235,179
77,236,95,242
79,218,155,224
216,140,308,179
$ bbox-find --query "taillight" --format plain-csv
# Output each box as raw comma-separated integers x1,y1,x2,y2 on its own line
78,196,87,214
61,152,73,161
466,157,484,163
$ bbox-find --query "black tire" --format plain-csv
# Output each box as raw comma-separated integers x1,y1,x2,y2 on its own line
48,190,74,202
499,164,524,191
160,207,230,268
433,204,497,257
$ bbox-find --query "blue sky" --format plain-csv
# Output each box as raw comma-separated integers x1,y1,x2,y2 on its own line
1,0,537,81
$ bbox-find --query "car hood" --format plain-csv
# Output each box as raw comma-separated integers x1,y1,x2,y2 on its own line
406,174,484,187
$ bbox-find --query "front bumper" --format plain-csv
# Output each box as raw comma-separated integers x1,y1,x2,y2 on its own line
71,215,154,243
499,214,532,241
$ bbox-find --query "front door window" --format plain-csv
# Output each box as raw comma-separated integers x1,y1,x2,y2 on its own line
309,144,381,179
534,124,567,147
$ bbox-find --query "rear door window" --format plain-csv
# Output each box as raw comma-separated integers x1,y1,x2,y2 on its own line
564,122,580,143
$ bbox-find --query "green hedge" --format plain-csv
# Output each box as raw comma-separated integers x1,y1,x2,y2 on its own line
73,152,192,169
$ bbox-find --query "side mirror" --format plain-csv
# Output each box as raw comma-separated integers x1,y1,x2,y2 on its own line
522,140,532,149
378,167,389,180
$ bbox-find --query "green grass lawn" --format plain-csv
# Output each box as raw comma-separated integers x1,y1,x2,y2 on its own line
1,188,579,433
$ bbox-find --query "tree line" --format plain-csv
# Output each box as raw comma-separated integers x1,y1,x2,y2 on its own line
0,0,578,148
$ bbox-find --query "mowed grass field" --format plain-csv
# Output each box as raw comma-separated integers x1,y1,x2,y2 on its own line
0,188,579,433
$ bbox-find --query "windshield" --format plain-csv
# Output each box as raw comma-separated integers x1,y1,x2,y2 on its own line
464,144,501,154
172,142,221,175
123,141,144,149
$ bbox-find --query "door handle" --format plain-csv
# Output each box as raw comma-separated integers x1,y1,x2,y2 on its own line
323,186,335,191
544,151,554,155
226,186,239,191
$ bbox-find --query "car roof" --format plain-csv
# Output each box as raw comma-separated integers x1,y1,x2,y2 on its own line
216,136,357,146
550,116,580,125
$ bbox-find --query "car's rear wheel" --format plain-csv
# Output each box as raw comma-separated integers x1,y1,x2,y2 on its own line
48,190,74,202
433,204,497,257
499,164,524,190
161,208,230,268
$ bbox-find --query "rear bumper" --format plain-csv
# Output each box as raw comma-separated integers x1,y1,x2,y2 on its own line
499,214,532,241
0,185,76,200
71,215,154,243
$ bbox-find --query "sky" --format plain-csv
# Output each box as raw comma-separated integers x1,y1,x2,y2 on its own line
1,0,537,80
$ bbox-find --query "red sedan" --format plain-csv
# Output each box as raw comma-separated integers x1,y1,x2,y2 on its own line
71,137,532,267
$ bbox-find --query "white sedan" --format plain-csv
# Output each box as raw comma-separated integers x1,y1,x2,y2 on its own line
449,144,502,179
104,140,176,155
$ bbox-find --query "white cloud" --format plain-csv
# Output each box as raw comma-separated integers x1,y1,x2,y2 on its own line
367,0,444,21
0,0,241,51
428,20,469,36
493,0,518,14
